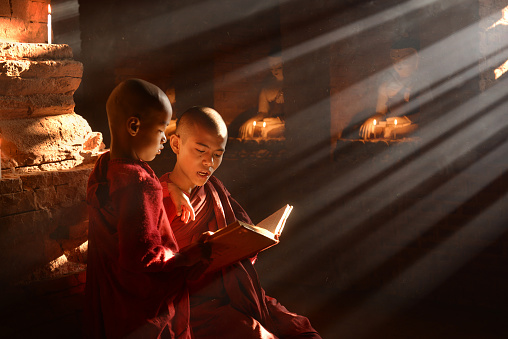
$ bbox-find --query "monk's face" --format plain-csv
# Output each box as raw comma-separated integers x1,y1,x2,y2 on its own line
390,47,418,78
132,108,172,161
174,123,227,189
270,63,283,81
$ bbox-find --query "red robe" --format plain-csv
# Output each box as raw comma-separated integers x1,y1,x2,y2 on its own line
85,152,192,339
160,174,321,339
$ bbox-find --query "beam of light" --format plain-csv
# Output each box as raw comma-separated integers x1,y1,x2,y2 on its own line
325,191,508,339
330,107,508,292
54,31,81,54
244,15,508,228
135,0,288,49
219,0,446,89
302,11,508,218
250,15,507,213
260,80,508,338
36,240,88,276
338,17,508,130
494,59,508,79
48,253,68,271
53,1,79,22
215,1,508,139
230,3,494,199
270,15,505,212
267,75,508,284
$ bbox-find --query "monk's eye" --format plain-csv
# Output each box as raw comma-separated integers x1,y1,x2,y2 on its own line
195,149,205,153
213,153,223,159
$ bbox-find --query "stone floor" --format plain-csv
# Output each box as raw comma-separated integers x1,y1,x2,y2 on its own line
2,278,508,339
3,137,507,338
266,285,508,339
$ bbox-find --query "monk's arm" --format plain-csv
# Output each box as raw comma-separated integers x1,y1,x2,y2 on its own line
114,181,201,273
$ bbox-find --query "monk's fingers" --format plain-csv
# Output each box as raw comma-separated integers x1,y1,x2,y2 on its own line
175,204,183,216
181,197,195,218
198,231,213,243
180,205,195,223
180,209,189,223
184,210,192,223
359,125,366,138
189,206,196,221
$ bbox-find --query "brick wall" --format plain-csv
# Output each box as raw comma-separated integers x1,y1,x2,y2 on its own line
0,165,92,286
0,0,50,43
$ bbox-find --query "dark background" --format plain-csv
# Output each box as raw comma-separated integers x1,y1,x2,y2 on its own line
51,0,508,337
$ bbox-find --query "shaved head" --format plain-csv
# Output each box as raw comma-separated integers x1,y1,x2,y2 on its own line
176,106,227,142
106,78,172,131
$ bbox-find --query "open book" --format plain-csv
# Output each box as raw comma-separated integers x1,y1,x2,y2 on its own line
203,204,293,274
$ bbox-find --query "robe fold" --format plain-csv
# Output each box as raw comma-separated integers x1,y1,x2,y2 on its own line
86,152,192,339
160,174,321,339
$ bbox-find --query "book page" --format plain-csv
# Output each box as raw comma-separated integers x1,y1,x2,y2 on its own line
256,204,293,236
204,221,278,274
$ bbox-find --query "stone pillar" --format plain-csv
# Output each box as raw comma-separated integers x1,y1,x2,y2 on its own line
0,0,102,287
0,0,51,43
0,43,102,171
0,43,102,286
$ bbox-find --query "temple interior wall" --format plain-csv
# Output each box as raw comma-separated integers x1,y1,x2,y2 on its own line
1,0,508,337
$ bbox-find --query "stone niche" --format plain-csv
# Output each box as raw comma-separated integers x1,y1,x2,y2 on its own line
0,42,103,289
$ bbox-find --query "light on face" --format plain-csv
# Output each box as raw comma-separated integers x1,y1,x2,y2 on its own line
263,122,266,128
253,121,257,127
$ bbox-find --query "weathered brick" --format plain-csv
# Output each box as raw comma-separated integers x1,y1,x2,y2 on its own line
0,175,22,194
0,59,83,78
0,94,75,120
52,203,88,234
0,0,11,17
11,0,29,21
0,77,81,96
19,170,54,189
0,18,47,44
0,42,73,60
25,0,48,23
0,190,36,216
52,165,93,186
33,186,57,209
0,114,100,168
0,209,56,283
55,183,85,205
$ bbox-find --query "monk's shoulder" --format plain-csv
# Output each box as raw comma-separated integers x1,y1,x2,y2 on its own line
107,160,161,195
208,175,231,195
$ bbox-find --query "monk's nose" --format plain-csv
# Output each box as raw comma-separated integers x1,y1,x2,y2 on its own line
203,154,214,166
161,134,167,144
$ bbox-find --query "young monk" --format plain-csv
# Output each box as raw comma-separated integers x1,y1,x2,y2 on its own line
85,79,210,339
160,106,322,338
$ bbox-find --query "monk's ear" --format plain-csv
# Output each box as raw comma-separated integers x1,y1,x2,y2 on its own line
169,134,181,154
126,117,141,136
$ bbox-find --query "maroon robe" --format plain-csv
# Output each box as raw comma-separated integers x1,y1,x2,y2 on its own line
160,174,321,339
85,152,192,339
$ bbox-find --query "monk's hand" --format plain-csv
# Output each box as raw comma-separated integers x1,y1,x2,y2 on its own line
167,182,195,223
359,118,375,139
359,114,383,139
179,236,212,267
180,234,212,281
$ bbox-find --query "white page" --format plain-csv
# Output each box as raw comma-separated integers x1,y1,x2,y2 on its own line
256,204,293,235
